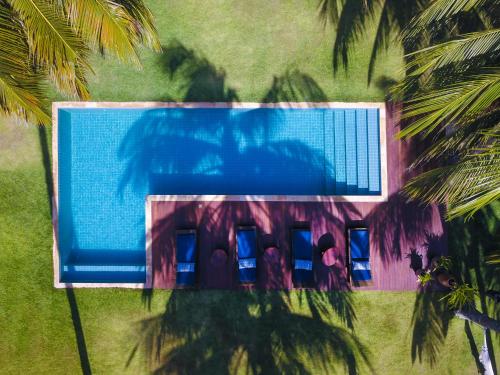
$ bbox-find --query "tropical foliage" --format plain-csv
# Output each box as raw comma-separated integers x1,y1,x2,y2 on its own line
0,0,160,125
440,283,477,310
320,0,499,220
395,0,499,219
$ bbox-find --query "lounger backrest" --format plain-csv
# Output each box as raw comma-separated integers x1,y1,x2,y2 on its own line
291,228,313,286
237,229,256,260
176,230,197,286
348,228,371,282
292,229,312,260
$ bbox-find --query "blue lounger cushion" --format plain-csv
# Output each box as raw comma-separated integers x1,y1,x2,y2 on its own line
292,229,313,286
237,228,257,283
176,231,197,286
349,228,372,283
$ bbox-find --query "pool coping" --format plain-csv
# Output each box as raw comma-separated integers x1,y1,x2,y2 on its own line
52,101,388,288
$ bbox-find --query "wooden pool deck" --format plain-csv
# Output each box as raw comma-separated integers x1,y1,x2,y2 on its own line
148,103,446,290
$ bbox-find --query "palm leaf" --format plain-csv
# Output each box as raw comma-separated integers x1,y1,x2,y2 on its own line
7,0,90,99
404,0,492,39
117,0,161,51
63,0,160,66
409,110,499,168
0,2,49,124
398,70,500,138
404,29,500,74
404,139,500,219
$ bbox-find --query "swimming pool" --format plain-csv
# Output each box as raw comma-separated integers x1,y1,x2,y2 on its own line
53,102,387,285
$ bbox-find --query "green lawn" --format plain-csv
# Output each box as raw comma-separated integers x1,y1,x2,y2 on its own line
0,1,498,374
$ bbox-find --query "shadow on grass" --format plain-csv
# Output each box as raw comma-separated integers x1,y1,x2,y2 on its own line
66,289,92,375
409,203,499,370
318,0,424,84
37,126,92,374
159,40,238,102
410,291,453,367
130,291,370,374
262,69,328,102
158,39,330,104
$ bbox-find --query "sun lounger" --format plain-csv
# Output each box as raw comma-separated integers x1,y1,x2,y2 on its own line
176,229,197,287
291,228,313,286
237,227,257,284
348,227,372,284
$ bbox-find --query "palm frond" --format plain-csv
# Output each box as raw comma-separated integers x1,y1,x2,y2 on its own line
486,252,500,265
0,2,49,124
404,0,491,39
63,0,160,66
8,0,86,65
409,110,499,168
398,70,500,138
404,138,500,219
404,29,500,75
7,0,91,99
47,62,90,99
117,0,161,51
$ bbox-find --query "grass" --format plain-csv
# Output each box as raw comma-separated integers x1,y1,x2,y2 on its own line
84,0,403,102
0,0,498,373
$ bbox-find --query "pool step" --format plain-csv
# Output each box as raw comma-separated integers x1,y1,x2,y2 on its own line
327,108,381,195
61,250,146,283
66,250,145,265
61,264,146,283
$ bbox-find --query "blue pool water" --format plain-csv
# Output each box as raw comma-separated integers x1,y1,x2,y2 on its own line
57,107,381,283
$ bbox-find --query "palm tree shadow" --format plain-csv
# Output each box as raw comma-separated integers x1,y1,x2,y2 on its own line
159,40,238,102
37,125,93,374
262,69,328,102
130,290,371,374
366,193,443,266
410,291,453,367
318,0,425,84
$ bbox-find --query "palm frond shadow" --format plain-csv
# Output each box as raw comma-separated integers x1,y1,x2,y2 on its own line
410,291,453,366
115,39,360,297
318,0,427,84
262,69,328,102
158,40,238,102
367,193,443,265
131,290,371,374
